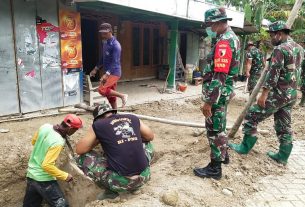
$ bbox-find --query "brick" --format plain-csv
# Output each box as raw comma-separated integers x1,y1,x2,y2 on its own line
280,189,303,196
259,192,276,201
285,184,305,189
272,194,298,201
291,201,305,207
268,201,294,207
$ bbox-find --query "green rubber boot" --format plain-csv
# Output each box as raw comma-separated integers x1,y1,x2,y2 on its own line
228,136,258,154
267,143,293,165
299,94,305,107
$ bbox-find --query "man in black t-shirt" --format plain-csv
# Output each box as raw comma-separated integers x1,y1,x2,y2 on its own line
76,103,154,200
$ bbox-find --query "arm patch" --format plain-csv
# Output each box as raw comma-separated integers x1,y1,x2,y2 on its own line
214,40,232,74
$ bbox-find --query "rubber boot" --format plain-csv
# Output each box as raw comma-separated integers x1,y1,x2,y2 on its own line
299,94,305,107
228,136,257,154
97,189,119,200
193,160,222,180
267,143,293,165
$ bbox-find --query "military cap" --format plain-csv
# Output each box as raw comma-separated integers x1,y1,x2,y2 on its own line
267,21,291,32
93,102,117,121
204,7,232,23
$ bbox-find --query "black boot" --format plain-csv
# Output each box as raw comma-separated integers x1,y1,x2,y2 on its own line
193,160,222,180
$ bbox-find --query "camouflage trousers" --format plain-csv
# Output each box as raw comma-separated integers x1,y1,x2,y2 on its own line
243,93,296,145
206,95,230,161
76,142,154,193
301,81,305,94
247,73,261,94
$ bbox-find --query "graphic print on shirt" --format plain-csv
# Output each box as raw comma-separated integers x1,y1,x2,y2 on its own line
111,118,138,145
114,122,135,138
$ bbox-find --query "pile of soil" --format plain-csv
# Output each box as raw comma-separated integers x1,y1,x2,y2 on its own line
0,97,304,207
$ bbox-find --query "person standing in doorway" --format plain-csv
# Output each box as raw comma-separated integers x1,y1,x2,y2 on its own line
90,23,127,109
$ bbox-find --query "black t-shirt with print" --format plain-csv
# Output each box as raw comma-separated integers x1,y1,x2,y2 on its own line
92,114,148,176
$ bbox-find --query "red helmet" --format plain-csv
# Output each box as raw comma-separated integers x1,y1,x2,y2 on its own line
63,114,83,129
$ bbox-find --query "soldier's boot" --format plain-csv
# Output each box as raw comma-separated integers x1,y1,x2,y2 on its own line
267,143,293,165
299,94,305,107
193,159,222,180
97,189,119,200
228,136,257,154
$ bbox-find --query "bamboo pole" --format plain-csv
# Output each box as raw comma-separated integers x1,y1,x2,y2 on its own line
228,0,304,138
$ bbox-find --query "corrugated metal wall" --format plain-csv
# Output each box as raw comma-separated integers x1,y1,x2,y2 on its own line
37,0,64,109
0,0,65,115
13,0,43,113
0,0,20,116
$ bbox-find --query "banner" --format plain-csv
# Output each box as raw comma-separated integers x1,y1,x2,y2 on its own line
59,10,82,69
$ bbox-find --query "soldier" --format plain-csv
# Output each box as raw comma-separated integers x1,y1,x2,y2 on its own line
287,37,304,106
299,39,305,106
193,7,240,180
245,41,265,94
76,103,154,200
229,21,297,165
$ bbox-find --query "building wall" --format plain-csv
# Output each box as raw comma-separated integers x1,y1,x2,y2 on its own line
186,32,200,67
0,0,19,116
119,20,168,80
0,0,84,116
75,0,245,28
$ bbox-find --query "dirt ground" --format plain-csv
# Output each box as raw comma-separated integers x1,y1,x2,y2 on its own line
0,96,304,207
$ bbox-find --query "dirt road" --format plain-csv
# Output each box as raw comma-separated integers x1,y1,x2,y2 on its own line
0,97,304,207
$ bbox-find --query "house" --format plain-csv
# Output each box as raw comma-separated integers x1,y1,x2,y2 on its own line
0,0,245,117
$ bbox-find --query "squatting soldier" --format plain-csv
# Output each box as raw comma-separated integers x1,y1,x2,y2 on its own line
229,21,298,165
76,103,154,200
193,7,240,180
245,41,265,94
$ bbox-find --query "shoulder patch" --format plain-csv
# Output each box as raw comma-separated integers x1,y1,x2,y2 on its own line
214,40,232,73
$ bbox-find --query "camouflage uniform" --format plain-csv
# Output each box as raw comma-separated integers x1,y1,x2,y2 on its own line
229,21,298,165
287,37,304,87
201,11,240,162
76,142,154,193
300,45,305,106
301,52,305,93
246,46,264,93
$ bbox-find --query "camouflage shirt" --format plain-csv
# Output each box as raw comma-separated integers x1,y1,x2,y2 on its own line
263,39,297,101
287,37,304,86
246,47,264,75
202,27,240,104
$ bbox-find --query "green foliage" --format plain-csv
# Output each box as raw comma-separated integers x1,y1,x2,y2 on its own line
244,4,252,22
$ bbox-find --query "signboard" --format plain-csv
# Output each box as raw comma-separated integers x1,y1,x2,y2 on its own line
59,10,83,69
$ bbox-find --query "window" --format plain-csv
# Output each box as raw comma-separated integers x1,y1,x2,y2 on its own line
132,27,140,66
132,23,163,68
143,28,150,65
153,29,160,65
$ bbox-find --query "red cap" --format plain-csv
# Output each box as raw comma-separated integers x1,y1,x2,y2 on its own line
63,114,83,129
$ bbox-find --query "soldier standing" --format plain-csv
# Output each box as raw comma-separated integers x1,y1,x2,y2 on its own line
245,41,264,95
299,39,305,106
193,7,240,180
229,21,297,165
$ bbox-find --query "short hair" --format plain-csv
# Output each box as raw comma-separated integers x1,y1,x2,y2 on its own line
61,121,69,128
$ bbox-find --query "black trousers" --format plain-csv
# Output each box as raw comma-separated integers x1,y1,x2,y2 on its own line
23,178,68,207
